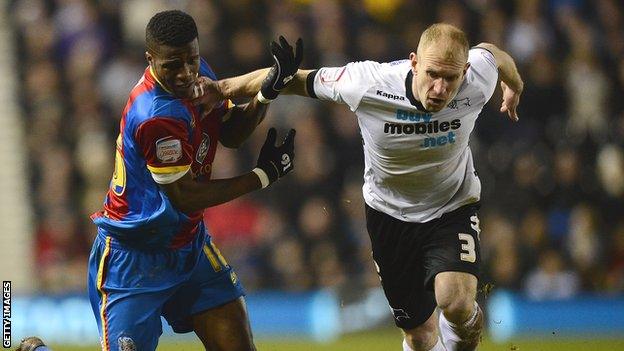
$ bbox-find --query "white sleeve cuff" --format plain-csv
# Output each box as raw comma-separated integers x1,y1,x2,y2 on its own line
151,168,190,184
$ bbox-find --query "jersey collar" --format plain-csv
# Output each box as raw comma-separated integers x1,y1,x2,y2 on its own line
405,71,429,112
149,66,174,95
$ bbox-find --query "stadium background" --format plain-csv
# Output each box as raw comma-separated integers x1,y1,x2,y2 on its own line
1,0,624,349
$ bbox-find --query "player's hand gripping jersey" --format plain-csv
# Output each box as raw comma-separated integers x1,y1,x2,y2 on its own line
91,59,231,248
308,48,498,222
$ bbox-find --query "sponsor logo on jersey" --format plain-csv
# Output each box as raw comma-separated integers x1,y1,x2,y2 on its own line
376,90,405,101
196,133,210,163
396,109,432,122
448,97,471,110
156,137,183,163
384,119,461,134
384,119,461,148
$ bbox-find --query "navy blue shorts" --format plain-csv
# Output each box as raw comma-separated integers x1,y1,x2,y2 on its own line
87,228,244,350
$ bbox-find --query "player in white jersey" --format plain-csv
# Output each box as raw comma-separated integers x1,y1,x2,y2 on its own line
192,25,523,351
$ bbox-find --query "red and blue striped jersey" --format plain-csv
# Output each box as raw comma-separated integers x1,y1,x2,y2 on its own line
91,59,231,249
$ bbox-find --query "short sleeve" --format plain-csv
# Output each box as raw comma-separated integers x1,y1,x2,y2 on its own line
468,48,498,102
135,117,193,184
310,61,378,111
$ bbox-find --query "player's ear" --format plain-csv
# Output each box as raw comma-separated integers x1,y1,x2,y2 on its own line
409,52,417,73
145,51,153,66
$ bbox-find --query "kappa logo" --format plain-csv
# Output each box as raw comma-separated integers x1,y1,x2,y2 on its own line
196,133,210,163
396,109,432,122
377,90,405,101
448,97,471,110
156,137,182,163
391,308,411,321
118,336,136,351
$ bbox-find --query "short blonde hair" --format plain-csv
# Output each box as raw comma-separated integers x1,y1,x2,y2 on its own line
417,23,469,62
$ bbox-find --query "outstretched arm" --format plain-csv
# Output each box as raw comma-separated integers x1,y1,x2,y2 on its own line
193,37,302,148
475,42,523,121
214,67,314,98
215,68,270,99
219,66,314,147
161,128,296,213
281,69,315,97
192,37,303,104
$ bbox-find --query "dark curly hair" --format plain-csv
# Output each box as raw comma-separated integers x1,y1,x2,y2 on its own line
146,10,198,50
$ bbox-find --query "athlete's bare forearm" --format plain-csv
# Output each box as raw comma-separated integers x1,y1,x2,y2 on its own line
161,171,261,213
281,69,314,96
217,68,313,98
217,68,271,99
219,97,268,148
476,43,523,93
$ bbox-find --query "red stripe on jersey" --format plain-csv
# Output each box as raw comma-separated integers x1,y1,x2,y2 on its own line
103,70,156,220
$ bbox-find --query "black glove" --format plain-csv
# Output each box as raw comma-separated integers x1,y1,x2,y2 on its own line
259,36,303,102
255,128,296,187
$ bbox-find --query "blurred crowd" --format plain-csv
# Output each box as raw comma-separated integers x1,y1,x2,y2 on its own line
9,0,624,298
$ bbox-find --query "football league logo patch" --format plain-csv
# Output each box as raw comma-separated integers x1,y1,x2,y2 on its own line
156,137,183,163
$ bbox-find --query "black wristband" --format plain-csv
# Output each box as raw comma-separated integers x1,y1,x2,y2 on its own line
306,70,319,99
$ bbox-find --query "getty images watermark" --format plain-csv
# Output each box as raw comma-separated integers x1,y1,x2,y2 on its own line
2,281,10,348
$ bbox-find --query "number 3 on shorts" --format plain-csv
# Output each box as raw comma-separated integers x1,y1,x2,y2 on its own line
458,233,476,263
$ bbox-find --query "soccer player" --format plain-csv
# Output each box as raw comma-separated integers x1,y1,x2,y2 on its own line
195,23,522,351
87,10,301,351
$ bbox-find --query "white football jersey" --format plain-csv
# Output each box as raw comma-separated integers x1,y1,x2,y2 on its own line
310,48,498,222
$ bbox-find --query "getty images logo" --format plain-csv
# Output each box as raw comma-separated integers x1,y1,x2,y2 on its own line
2,281,10,348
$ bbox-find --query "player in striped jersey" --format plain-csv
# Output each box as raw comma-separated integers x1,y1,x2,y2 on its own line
87,10,301,351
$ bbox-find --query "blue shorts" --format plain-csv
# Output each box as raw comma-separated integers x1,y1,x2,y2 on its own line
87,227,245,351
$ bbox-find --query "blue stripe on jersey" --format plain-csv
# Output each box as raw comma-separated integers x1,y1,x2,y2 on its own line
94,61,217,248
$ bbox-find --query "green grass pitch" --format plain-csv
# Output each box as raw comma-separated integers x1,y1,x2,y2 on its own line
48,328,624,350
